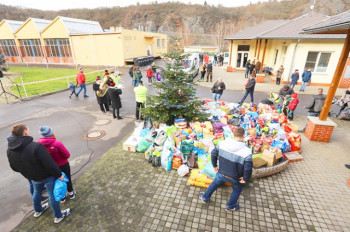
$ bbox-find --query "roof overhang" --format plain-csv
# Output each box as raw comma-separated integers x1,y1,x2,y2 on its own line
69,32,121,36
303,24,350,34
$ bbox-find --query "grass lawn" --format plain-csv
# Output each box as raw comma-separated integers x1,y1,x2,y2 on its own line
9,67,105,97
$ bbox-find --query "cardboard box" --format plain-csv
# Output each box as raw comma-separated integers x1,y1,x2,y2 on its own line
262,148,282,166
253,157,268,168
123,136,139,152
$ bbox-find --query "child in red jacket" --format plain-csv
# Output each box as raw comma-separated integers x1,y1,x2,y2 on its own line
288,93,299,120
146,66,153,85
37,126,76,202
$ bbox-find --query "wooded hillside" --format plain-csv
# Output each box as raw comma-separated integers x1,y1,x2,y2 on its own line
1,0,349,51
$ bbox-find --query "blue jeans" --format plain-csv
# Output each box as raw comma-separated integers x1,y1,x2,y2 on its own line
256,69,260,74
289,83,296,89
202,172,243,209
133,79,139,87
300,81,308,91
32,177,62,218
245,68,250,78
240,89,254,104
213,60,217,66
213,93,222,101
76,83,87,96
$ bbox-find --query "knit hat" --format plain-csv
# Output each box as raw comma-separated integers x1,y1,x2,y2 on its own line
39,126,53,137
96,76,101,80
109,82,115,86
291,93,298,98
295,69,299,72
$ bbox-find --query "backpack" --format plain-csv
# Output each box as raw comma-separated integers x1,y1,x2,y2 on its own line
288,99,299,111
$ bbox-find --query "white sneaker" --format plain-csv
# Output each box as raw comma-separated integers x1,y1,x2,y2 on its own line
33,203,49,218
54,208,71,224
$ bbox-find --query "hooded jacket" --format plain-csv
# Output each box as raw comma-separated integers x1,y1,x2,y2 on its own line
305,93,326,113
302,71,312,82
211,138,253,181
291,72,299,84
37,137,70,167
245,77,256,91
7,136,62,181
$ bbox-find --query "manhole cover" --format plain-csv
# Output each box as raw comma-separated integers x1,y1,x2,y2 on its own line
94,119,112,126
84,130,106,141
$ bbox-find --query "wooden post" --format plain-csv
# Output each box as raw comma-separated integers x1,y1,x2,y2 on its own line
319,29,350,120
261,39,268,72
229,40,233,66
257,39,262,60
254,39,258,58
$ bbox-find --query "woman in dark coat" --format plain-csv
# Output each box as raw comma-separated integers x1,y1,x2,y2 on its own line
93,77,110,113
107,86,123,119
239,74,256,104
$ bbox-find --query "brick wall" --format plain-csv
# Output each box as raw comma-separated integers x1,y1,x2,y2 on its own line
305,120,335,143
338,58,350,88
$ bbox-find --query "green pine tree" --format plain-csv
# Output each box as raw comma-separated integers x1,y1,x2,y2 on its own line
141,37,208,125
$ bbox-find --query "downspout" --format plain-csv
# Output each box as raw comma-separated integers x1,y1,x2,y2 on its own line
287,38,301,84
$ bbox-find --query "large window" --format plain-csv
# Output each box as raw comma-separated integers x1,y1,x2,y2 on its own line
45,38,72,57
0,39,19,57
162,39,165,48
19,39,44,57
157,39,160,48
305,52,331,73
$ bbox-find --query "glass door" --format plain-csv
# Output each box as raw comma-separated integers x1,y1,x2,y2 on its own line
236,52,242,68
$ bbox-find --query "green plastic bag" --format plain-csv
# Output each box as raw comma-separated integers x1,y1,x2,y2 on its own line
180,140,194,161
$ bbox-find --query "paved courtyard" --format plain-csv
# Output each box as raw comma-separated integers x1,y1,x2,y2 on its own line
13,116,350,232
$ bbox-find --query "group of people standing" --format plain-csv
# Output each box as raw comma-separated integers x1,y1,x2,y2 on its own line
275,66,313,93
244,59,262,78
200,61,213,82
213,53,224,66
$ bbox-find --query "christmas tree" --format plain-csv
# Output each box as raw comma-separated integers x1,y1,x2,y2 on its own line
141,37,208,125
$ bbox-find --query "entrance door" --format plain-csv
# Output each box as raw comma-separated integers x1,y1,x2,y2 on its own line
236,45,250,68
236,52,249,68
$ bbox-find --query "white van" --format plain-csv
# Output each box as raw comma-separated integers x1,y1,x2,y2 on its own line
180,53,200,79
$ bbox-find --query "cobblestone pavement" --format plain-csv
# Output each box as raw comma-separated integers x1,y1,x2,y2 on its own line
14,116,350,232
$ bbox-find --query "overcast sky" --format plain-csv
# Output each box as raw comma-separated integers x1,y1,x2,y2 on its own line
1,0,270,10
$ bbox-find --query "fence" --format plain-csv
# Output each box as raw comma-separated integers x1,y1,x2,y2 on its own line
3,68,117,99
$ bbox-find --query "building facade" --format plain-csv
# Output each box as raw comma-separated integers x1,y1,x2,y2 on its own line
226,13,347,86
0,20,24,63
70,28,168,66
0,17,168,66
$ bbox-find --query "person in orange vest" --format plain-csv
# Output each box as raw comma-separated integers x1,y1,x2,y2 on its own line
76,67,88,98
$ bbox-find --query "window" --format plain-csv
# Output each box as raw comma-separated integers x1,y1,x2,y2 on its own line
162,39,165,48
0,39,19,57
273,49,279,65
44,38,71,57
19,39,44,57
305,52,331,73
157,39,160,48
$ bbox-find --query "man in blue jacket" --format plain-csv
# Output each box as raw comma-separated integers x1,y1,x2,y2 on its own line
199,127,252,211
300,68,312,92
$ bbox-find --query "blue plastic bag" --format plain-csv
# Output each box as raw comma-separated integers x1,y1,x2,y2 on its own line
202,162,217,179
53,172,69,201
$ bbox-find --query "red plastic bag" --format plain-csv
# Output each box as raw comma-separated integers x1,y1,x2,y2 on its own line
286,133,301,152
